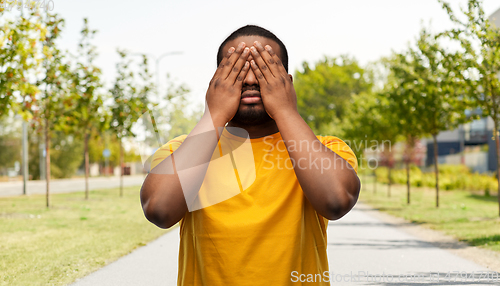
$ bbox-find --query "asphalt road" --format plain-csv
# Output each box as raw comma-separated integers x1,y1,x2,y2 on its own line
71,203,499,286
0,175,147,197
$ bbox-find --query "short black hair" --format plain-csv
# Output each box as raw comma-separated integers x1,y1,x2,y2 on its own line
216,25,289,72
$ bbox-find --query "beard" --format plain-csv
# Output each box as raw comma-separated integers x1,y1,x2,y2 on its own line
230,104,273,126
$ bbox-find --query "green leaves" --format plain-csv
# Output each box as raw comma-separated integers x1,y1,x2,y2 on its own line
66,18,106,137
439,0,500,125
294,55,372,135
438,0,500,214
0,12,44,119
109,50,151,139
386,27,468,139
31,13,71,133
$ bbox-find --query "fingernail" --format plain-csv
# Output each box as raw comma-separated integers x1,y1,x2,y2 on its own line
238,42,245,48
244,61,249,68
228,47,235,53
265,45,271,51
250,46,257,53
243,47,249,55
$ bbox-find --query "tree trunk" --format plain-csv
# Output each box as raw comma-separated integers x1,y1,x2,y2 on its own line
84,133,90,200
120,138,124,197
45,122,51,208
406,161,410,205
405,136,416,205
494,121,500,217
388,166,392,198
373,170,377,194
433,134,439,208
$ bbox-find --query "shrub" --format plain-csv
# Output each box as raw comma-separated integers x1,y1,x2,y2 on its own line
374,164,497,194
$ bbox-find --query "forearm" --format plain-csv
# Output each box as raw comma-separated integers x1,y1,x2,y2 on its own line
274,111,360,220
140,112,226,228
141,41,251,228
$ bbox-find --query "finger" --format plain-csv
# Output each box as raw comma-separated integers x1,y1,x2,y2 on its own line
250,60,268,85
212,46,235,81
220,42,246,78
264,44,288,75
226,47,250,82
234,61,250,87
250,46,274,80
254,41,279,77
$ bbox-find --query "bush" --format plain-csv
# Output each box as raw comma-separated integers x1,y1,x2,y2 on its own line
375,167,389,184
438,164,470,175
374,164,497,194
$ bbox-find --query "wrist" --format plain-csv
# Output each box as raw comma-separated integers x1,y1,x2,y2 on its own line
271,108,300,123
203,110,227,129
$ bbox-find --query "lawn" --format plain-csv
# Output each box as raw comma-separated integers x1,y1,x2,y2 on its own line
0,186,169,286
358,176,500,253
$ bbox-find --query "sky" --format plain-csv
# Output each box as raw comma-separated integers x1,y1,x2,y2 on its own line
6,0,500,108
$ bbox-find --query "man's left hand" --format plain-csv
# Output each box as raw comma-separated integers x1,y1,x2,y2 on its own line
249,41,298,120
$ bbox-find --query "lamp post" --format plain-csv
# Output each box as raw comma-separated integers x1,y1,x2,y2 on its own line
19,2,28,195
15,115,29,195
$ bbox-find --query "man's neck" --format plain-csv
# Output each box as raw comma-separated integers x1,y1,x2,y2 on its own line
226,120,279,139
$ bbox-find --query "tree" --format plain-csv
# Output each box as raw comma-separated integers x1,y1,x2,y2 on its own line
87,130,138,172
109,50,149,196
47,131,84,178
402,135,418,204
398,27,468,207
384,51,427,204
27,124,84,180
439,0,500,215
0,11,42,119
135,77,201,172
31,13,71,207
343,91,400,197
164,79,202,141
294,56,372,135
69,18,106,199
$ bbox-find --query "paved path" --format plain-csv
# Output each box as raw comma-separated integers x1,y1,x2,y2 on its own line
326,205,498,285
72,228,180,286
0,175,147,197
71,203,499,286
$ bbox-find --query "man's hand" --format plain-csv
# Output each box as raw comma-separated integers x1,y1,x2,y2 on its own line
206,42,251,125
249,41,298,120
142,44,250,228
249,41,360,220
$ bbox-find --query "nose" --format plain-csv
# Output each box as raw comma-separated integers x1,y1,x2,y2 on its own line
243,62,259,86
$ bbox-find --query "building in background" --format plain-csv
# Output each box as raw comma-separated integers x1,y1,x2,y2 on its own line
425,114,493,173
424,7,500,173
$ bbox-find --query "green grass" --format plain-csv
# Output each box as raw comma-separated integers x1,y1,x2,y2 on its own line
359,176,500,252
0,186,168,286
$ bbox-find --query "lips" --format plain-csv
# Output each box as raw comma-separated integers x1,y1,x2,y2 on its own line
241,90,261,104
241,89,261,97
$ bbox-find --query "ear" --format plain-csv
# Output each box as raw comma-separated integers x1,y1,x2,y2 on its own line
288,74,293,83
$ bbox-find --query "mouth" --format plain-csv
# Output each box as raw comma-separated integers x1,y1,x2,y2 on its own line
241,90,261,104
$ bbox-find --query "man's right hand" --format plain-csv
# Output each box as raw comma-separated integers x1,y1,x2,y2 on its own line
206,42,250,125
141,43,250,229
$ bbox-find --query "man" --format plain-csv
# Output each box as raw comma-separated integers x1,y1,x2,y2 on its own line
140,25,360,285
